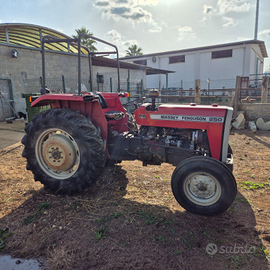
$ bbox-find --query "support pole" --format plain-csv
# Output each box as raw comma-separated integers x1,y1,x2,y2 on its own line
62,75,66,93
195,79,201,104
261,76,269,103
127,70,130,102
110,77,112,92
233,76,241,118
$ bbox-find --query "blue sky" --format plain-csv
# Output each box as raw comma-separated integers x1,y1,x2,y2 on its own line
0,0,269,71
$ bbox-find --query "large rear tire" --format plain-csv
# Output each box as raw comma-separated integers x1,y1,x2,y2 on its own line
171,156,237,216
22,108,106,194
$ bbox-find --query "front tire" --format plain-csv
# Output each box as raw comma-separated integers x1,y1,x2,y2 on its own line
171,157,237,216
22,108,106,194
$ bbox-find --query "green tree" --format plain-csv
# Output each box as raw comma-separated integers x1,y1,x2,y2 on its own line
72,27,97,52
125,44,143,57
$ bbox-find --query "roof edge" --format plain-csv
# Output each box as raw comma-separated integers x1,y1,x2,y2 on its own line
121,39,268,60
0,23,72,39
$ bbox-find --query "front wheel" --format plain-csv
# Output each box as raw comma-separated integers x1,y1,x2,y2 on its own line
171,157,237,216
22,108,106,194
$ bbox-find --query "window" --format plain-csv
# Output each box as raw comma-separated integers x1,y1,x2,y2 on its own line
169,55,185,64
133,59,147,65
212,49,232,59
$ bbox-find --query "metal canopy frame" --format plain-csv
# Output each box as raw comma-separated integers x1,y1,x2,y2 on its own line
0,23,90,54
42,34,120,95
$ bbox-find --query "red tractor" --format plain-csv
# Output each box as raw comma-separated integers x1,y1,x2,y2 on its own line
22,34,236,216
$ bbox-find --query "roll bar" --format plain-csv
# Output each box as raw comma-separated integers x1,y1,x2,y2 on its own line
41,34,120,95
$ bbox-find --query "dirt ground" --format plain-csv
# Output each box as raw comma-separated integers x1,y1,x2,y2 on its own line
0,129,270,270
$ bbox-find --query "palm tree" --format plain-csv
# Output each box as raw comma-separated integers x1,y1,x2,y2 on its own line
125,44,143,57
72,27,97,52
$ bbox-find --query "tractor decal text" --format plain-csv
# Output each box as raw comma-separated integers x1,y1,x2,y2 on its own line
150,114,224,123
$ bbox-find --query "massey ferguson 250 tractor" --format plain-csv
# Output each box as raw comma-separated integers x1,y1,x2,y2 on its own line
22,34,236,216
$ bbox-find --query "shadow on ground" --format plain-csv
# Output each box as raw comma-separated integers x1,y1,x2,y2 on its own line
0,164,269,270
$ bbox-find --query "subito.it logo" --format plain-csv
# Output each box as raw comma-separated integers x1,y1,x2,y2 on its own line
206,243,218,255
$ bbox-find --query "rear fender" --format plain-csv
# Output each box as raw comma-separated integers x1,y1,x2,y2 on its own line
31,94,108,141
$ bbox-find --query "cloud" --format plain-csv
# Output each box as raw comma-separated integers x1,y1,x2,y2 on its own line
105,29,139,56
178,26,196,41
94,1,110,6
217,0,251,14
111,6,131,15
94,0,161,32
106,29,122,42
202,0,251,18
258,29,270,37
222,16,239,27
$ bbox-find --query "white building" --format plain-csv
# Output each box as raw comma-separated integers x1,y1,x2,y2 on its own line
121,40,268,90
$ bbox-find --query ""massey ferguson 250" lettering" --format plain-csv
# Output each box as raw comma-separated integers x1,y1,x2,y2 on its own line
150,114,224,123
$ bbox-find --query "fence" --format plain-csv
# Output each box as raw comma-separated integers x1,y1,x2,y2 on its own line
23,75,270,115
146,76,270,106
24,73,143,95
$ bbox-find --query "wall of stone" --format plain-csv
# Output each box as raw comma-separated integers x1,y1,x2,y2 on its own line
239,103,270,121
0,44,145,115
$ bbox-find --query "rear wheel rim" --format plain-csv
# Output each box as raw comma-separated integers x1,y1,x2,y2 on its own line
183,172,221,206
35,128,80,180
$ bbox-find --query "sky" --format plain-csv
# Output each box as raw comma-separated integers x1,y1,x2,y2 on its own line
0,0,270,71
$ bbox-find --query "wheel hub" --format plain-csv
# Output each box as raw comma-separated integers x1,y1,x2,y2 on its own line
184,173,221,206
197,182,208,192
42,133,77,172
51,149,61,160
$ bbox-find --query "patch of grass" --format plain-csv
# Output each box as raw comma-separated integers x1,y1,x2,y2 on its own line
181,237,193,249
152,234,166,242
240,181,269,190
118,242,128,248
93,226,108,242
202,230,211,238
97,215,111,224
23,202,52,225
111,212,123,218
180,230,195,249
174,250,181,255
164,218,174,225
227,256,243,268
37,202,51,212
0,227,13,249
262,246,270,258
137,211,164,226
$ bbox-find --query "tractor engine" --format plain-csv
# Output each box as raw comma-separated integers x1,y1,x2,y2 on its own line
107,126,210,166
